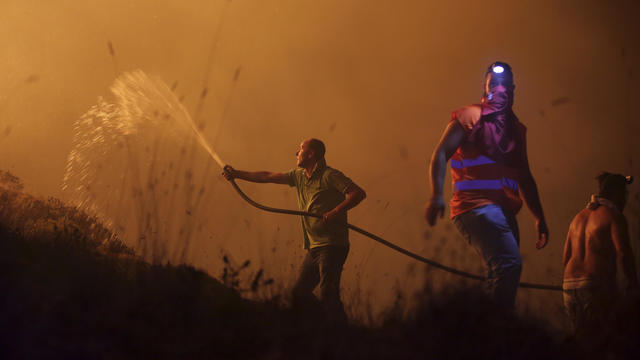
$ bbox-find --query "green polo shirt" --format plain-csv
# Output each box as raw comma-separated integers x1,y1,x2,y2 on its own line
285,161,353,249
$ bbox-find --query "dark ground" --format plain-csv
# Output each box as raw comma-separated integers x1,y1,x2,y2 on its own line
1,171,638,359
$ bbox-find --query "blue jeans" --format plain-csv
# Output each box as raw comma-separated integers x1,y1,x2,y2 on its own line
453,204,522,309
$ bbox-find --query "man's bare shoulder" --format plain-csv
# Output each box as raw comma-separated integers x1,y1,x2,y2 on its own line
571,205,622,233
604,205,627,227
593,204,621,222
569,208,591,228
451,104,482,132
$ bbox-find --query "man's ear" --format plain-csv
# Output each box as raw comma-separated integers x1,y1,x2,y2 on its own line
307,149,316,160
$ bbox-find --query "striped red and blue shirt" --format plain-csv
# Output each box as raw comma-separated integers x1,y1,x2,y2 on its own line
449,104,525,218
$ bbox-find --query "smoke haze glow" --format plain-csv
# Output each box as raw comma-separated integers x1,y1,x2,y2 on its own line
2,0,639,324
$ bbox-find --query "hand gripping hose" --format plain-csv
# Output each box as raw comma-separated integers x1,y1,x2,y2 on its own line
229,179,562,291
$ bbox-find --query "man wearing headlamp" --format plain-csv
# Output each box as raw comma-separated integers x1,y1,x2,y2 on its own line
425,62,549,310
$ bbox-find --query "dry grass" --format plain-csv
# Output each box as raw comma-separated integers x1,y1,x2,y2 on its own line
1,170,132,257
62,71,221,266
5,170,639,359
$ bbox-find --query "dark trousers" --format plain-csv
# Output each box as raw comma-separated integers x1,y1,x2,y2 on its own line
291,245,349,321
563,283,614,338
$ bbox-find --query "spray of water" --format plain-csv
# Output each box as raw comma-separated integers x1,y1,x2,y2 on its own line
64,70,226,264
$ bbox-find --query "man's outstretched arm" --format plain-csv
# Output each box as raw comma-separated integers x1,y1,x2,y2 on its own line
222,165,289,185
425,121,466,226
517,135,549,249
562,230,572,267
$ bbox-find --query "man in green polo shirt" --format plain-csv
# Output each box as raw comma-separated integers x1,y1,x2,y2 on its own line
222,138,366,321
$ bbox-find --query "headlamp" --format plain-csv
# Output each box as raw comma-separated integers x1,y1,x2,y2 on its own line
492,65,505,74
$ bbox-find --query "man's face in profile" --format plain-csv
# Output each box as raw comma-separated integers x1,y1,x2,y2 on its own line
296,139,313,167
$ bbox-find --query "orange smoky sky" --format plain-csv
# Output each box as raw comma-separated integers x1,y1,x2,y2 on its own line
1,0,639,323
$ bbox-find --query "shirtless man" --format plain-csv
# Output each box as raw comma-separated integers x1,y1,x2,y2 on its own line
563,172,638,336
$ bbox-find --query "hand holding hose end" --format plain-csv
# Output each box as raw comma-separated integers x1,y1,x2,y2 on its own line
222,165,236,181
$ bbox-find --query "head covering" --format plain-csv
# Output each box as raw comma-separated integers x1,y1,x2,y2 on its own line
468,84,522,165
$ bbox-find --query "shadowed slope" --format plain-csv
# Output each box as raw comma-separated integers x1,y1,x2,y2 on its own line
3,170,637,359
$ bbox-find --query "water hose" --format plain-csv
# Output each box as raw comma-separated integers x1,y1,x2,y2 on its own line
228,179,562,291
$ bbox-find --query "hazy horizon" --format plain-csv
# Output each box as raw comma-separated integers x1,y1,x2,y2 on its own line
2,0,639,324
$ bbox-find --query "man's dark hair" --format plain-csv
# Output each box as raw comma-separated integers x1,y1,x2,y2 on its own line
485,61,514,88
308,138,326,159
596,171,633,197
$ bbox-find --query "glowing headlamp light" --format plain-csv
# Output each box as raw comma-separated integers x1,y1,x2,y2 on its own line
492,65,505,74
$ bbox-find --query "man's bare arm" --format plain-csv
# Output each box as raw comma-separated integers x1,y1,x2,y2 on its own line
611,213,639,290
323,183,366,222
562,230,572,266
517,134,549,249
425,121,466,226
222,165,289,185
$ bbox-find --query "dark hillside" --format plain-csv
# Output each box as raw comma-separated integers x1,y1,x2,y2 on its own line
0,171,274,359
1,171,637,359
